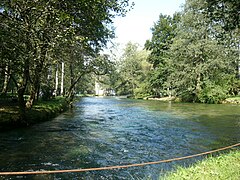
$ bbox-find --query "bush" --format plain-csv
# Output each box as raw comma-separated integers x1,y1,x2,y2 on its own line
134,84,151,99
41,84,54,101
198,83,228,104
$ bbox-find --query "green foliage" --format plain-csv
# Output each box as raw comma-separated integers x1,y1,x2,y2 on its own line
111,0,239,103
145,13,180,68
228,78,240,96
198,82,228,104
114,42,151,97
133,83,151,99
206,0,240,31
0,0,132,122
144,13,180,97
165,0,238,103
41,84,53,101
1,0,238,110
0,97,67,128
108,0,239,103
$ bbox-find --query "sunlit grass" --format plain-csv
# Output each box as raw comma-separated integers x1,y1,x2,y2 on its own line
162,150,240,180
33,97,66,111
226,96,240,100
26,97,68,123
223,96,240,104
0,97,68,126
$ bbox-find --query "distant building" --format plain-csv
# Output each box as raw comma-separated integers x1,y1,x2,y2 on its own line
95,82,105,96
95,81,116,96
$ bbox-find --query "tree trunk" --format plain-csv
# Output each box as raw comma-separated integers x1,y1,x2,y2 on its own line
36,84,40,101
61,62,64,96
17,86,28,125
14,59,30,125
238,43,240,80
26,81,38,109
55,64,59,96
66,89,75,109
26,65,42,109
195,73,202,102
167,87,172,98
65,63,85,108
66,63,75,108
1,66,10,95
26,42,48,108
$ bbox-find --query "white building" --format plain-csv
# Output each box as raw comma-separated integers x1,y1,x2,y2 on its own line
95,82,105,96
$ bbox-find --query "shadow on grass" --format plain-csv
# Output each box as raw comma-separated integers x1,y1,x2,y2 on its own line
0,98,68,131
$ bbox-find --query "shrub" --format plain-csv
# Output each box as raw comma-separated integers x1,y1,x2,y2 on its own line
198,83,228,104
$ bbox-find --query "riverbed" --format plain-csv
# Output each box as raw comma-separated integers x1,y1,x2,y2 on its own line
0,97,239,179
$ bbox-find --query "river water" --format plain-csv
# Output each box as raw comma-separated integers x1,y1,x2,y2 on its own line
0,97,239,179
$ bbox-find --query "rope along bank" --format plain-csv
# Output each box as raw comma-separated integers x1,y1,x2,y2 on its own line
0,142,239,176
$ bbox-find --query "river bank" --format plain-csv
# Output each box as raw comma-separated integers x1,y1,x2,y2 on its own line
146,96,240,104
0,97,68,130
221,96,240,104
1,95,238,130
162,150,240,180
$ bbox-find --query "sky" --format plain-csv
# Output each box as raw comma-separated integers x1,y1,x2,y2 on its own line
112,0,185,50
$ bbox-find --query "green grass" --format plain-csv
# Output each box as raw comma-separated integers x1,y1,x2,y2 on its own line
0,97,68,128
32,97,67,111
162,150,240,180
222,96,240,104
26,97,68,123
226,96,240,101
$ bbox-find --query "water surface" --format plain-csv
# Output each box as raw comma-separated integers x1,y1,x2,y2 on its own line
0,97,239,179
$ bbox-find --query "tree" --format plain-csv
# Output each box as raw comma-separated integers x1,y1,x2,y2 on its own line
167,0,238,103
205,0,240,31
115,42,150,97
144,13,180,97
63,43,113,106
0,0,133,124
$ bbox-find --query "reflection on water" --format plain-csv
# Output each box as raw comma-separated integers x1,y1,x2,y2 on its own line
0,97,239,179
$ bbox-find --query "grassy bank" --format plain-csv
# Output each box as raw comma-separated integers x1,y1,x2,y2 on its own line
26,97,68,124
146,96,240,104
0,97,68,130
222,96,240,104
162,150,240,180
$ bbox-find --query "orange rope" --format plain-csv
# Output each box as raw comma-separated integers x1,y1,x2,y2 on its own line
0,142,239,176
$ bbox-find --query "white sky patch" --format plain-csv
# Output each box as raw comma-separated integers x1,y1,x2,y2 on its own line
112,0,185,48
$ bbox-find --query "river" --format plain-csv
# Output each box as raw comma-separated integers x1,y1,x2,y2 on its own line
0,97,239,179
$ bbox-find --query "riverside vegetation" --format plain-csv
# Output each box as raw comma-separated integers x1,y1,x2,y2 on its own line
93,0,239,104
0,0,239,178
163,150,240,180
1,0,239,126
0,97,67,130
0,0,134,125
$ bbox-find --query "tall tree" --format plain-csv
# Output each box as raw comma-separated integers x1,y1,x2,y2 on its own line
0,0,133,123
115,42,150,97
167,0,238,103
144,13,180,97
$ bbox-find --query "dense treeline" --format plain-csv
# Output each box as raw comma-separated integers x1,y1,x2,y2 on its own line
0,0,133,124
112,0,239,103
0,0,239,126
